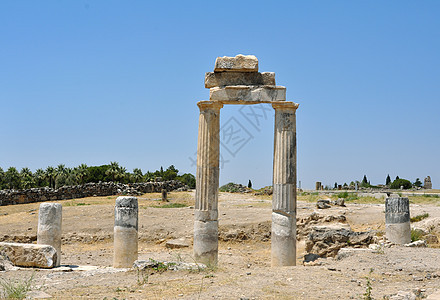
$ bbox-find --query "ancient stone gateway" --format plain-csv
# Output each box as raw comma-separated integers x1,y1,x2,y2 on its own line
194,55,299,266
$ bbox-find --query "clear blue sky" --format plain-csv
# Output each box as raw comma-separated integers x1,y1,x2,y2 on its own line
1,1,439,189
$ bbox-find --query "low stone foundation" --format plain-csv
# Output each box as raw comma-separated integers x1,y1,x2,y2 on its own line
0,181,187,206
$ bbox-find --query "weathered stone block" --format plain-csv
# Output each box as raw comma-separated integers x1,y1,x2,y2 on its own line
204,72,275,88
214,54,258,72
0,242,57,268
209,85,286,103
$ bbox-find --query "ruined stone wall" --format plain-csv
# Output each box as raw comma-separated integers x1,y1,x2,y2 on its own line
0,181,187,206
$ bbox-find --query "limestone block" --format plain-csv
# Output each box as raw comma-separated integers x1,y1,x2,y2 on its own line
209,86,286,103
214,54,258,72
204,72,275,88
0,242,57,268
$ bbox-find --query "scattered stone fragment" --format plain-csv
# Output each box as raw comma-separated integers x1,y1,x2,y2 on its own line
336,248,373,260
214,54,258,72
0,242,57,268
316,199,331,209
303,253,320,263
424,234,439,244
404,240,427,247
26,291,53,299
332,198,346,207
165,238,190,249
133,259,206,271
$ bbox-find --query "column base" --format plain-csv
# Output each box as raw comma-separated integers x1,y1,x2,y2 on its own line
271,212,296,266
194,220,218,265
386,222,411,245
114,226,138,268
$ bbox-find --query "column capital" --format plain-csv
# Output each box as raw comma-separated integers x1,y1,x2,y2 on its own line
197,101,224,111
271,101,299,111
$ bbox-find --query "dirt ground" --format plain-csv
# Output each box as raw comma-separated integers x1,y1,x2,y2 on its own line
1,191,440,299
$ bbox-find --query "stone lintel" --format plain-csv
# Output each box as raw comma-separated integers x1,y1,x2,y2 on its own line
209,86,286,103
214,54,258,72
205,72,275,88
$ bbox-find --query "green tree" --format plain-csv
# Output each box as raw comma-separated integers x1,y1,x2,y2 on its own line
413,178,422,188
45,166,56,188
162,165,179,181
395,176,400,180
20,167,34,189
132,168,143,183
386,174,391,186
5,167,20,189
176,173,196,189
248,180,252,189
76,164,89,184
390,178,412,189
55,164,68,188
34,168,47,187
0,167,4,189
105,162,126,183
360,175,369,187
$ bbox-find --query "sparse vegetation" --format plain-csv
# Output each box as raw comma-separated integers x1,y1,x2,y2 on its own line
410,213,429,222
0,272,35,299
411,229,424,242
363,269,374,300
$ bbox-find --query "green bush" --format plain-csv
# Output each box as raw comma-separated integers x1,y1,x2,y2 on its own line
410,213,429,222
390,178,412,189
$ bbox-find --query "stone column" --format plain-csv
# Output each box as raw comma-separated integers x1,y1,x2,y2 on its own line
114,196,138,268
194,101,223,265
271,102,298,266
37,203,62,267
385,197,411,244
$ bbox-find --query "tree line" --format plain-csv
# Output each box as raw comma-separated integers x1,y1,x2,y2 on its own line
0,163,195,190
332,174,424,190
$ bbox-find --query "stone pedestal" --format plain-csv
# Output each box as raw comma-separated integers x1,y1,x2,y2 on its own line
194,101,222,265
114,196,138,268
271,102,298,266
37,203,62,267
385,197,411,244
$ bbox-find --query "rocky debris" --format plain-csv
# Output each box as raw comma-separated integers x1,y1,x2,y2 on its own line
332,198,346,207
303,253,320,263
0,180,188,206
219,183,252,193
336,248,374,260
297,213,347,239
214,54,258,72
425,234,439,244
254,186,273,196
165,238,190,249
0,253,14,271
413,217,440,235
0,242,57,268
305,226,375,257
219,222,271,242
316,199,331,209
404,240,427,247
133,259,206,272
